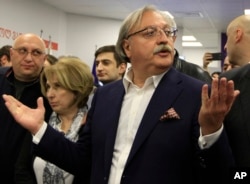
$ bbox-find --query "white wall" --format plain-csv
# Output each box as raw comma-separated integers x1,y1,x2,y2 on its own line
0,0,67,56
65,14,121,65
183,48,222,74
0,0,221,72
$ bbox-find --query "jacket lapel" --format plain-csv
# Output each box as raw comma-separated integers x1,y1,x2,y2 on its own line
126,68,184,166
103,81,126,175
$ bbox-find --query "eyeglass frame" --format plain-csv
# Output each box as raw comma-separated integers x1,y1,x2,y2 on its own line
12,47,45,57
126,25,178,39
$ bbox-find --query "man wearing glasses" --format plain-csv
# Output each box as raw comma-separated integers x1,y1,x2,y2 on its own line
3,5,238,184
125,13,212,84
0,33,52,183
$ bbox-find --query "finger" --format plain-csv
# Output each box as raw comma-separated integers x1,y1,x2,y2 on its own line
3,94,22,107
37,97,45,112
226,80,235,98
226,80,240,108
210,78,219,104
37,97,43,108
3,94,17,109
2,94,13,104
233,90,240,100
218,77,227,103
2,94,22,116
201,84,209,105
206,56,212,60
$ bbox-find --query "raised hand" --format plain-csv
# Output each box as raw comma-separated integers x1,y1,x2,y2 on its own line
202,52,213,71
2,94,45,135
198,77,240,135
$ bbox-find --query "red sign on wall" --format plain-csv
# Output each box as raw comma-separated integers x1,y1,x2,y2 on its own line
43,39,58,51
0,27,58,51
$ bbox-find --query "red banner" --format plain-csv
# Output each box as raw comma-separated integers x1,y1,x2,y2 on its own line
0,26,58,50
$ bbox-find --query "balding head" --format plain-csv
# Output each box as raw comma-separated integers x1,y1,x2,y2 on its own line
228,15,250,33
13,33,46,52
225,15,250,67
10,33,47,82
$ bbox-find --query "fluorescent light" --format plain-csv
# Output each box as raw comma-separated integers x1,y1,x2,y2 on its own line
182,36,196,41
245,9,250,15
182,42,203,47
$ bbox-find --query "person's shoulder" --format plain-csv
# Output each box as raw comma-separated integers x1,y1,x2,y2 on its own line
95,79,123,92
179,69,206,85
181,59,207,73
171,69,206,98
221,64,250,80
168,67,206,88
0,66,11,75
175,58,212,83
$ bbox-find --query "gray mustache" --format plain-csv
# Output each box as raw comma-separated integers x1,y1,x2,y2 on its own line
153,44,172,54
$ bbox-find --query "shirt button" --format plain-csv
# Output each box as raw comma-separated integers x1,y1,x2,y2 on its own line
202,140,207,148
199,157,206,168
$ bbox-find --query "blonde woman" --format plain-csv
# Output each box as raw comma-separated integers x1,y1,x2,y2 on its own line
34,56,93,183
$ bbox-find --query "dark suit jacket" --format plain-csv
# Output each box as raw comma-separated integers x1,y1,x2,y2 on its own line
221,64,250,166
0,67,52,183
35,67,234,184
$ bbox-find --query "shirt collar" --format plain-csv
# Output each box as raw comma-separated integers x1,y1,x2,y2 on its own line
123,66,169,93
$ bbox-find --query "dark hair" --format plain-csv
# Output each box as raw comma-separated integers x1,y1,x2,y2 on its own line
0,45,12,61
46,54,58,65
211,71,221,77
95,45,126,66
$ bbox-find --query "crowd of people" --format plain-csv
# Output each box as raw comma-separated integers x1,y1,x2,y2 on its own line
202,52,240,79
0,4,250,184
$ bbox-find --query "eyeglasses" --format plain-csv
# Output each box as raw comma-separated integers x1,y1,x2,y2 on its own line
126,26,178,39
13,48,45,57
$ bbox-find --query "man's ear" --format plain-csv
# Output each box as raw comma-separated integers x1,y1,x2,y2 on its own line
235,28,243,43
122,39,131,58
118,63,127,75
1,55,7,61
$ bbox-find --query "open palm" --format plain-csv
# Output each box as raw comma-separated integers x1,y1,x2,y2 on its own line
2,94,45,134
198,78,240,135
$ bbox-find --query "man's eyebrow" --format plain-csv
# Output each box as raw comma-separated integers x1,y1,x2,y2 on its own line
100,59,112,62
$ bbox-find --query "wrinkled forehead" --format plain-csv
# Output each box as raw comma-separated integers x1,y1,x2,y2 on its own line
132,10,175,31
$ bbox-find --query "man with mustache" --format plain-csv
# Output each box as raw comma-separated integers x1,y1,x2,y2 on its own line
3,5,239,184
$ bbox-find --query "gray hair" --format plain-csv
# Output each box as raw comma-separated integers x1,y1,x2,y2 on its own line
115,5,177,63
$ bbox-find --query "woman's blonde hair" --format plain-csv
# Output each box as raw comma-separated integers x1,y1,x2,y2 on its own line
40,56,94,108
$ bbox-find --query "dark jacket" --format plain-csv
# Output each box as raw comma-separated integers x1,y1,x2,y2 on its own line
0,67,52,183
221,64,250,166
173,50,212,84
34,68,233,184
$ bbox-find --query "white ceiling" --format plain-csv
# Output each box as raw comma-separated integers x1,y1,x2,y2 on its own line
41,0,250,49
